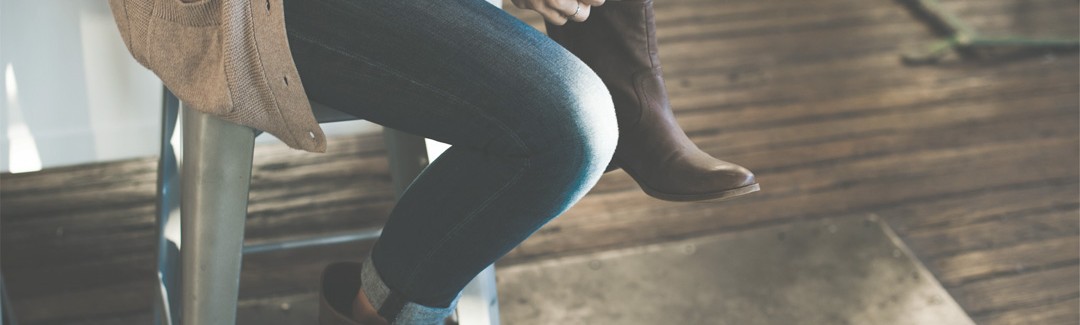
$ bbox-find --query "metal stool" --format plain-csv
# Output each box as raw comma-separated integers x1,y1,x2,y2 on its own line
153,87,500,323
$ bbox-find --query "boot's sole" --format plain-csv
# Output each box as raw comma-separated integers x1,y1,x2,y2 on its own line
619,162,760,202
641,182,760,202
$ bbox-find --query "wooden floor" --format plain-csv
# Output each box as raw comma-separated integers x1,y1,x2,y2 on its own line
3,0,1077,324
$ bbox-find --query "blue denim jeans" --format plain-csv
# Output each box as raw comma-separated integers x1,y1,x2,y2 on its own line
283,0,619,323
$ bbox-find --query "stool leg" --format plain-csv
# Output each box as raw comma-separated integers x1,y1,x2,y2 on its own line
456,265,500,325
155,87,183,325
180,106,256,325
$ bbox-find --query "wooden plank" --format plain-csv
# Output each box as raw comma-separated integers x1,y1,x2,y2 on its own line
951,264,1079,316
698,91,1078,167
670,60,1077,119
878,181,1079,233
931,236,1079,286
901,208,1079,259
974,296,1080,325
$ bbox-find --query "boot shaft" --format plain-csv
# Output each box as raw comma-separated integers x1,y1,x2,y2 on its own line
544,0,668,130
544,0,661,75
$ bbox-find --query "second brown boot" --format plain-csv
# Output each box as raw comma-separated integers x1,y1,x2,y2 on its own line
545,0,759,202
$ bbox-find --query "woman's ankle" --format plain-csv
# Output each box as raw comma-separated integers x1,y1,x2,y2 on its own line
351,288,390,325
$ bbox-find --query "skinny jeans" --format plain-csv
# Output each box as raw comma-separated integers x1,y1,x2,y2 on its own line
282,0,619,322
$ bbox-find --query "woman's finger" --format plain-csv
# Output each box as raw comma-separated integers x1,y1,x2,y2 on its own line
547,0,589,23
532,0,596,25
579,0,605,7
564,3,591,22
536,7,568,25
534,3,569,25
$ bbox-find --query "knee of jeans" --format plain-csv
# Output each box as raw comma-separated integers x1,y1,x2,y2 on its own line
577,75,619,172
527,70,619,177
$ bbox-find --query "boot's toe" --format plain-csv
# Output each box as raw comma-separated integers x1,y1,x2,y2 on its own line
704,164,757,190
725,164,757,188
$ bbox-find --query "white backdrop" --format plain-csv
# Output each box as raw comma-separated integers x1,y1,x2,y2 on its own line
0,0,382,173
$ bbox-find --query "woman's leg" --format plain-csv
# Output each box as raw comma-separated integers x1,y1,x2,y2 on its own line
283,0,618,322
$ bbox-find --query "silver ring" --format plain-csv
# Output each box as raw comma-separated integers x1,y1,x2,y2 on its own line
566,3,581,18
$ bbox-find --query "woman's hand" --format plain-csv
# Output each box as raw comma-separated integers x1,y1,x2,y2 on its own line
511,0,606,26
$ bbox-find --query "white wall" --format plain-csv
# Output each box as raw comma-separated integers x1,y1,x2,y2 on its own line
1,0,154,173
0,0,379,174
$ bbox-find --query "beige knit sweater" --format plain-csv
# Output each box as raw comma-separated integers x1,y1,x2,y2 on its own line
107,0,326,153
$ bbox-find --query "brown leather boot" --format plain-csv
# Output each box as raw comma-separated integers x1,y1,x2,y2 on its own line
545,0,759,202
318,261,458,325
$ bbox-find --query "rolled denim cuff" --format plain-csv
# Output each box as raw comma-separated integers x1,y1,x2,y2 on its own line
361,254,462,325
